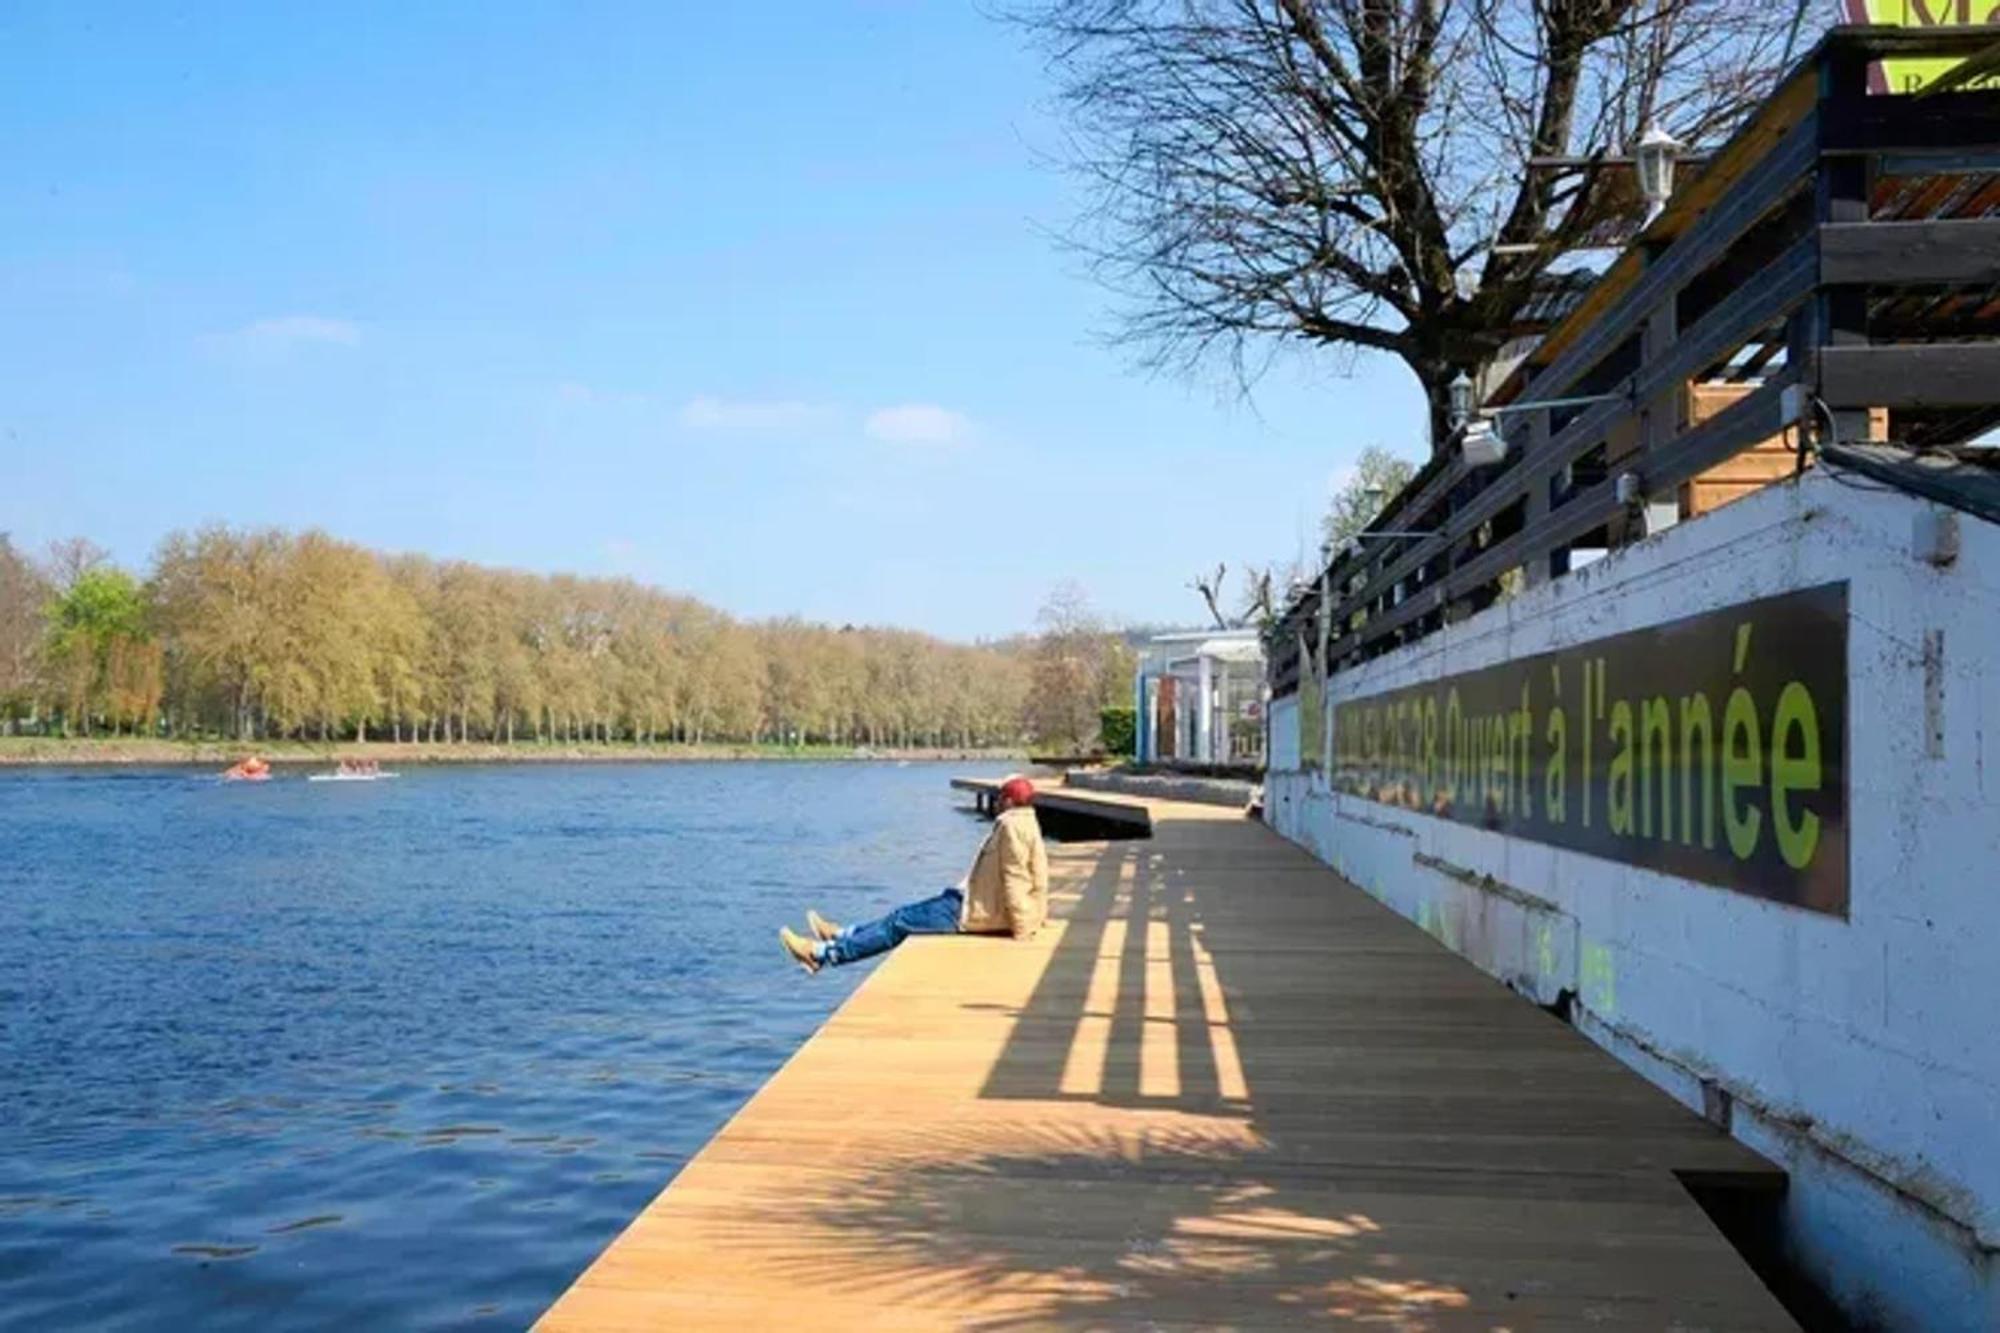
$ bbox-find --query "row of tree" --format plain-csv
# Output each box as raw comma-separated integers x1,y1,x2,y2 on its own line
0,529,1132,749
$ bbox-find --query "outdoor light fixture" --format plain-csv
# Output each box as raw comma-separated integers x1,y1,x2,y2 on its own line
1448,370,1475,430
1456,387,1627,468
1460,420,1507,467
1635,125,1682,224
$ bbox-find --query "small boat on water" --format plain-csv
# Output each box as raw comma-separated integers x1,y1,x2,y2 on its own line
220,756,271,782
308,759,396,782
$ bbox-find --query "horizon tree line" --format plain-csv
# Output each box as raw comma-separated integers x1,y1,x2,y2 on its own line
0,528,1135,751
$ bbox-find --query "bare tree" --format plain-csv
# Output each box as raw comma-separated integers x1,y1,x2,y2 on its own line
1191,562,1232,629
1028,582,1130,750
1011,0,1793,449
1239,565,1278,628
43,536,110,592
1194,560,1285,631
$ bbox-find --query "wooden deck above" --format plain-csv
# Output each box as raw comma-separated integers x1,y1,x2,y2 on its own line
538,797,1791,1329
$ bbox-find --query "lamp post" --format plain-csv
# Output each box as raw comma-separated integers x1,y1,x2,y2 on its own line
1635,125,1682,225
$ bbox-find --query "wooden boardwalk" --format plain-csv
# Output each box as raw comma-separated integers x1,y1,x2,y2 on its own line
539,797,1792,1330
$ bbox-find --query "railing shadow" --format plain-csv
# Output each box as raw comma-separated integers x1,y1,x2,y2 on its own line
757,819,1778,1328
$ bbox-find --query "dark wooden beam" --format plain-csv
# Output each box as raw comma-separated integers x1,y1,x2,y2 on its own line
1823,89,2000,155
1821,218,2000,286
1820,344,2000,409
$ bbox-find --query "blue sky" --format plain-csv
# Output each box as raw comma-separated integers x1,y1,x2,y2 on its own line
0,2,1425,640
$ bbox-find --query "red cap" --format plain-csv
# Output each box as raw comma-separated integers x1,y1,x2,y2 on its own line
999,776,1036,808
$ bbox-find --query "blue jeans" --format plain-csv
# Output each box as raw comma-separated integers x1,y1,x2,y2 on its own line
821,889,962,966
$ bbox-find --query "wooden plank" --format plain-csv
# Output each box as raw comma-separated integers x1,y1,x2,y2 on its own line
1823,87,2000,155
1820,343,2000,408
536,793,1793,1330
1681,383,1815,520
1821,218,2000,286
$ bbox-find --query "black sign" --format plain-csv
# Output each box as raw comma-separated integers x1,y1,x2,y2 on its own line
1332,583,1848,915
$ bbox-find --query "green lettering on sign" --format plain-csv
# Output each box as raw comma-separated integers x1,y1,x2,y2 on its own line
1326,584,1848,915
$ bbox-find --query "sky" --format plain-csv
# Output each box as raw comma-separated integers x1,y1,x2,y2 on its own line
0,2,1427,641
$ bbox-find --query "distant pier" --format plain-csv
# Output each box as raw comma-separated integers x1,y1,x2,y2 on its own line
537,788,1790,1328
950,774,1152,839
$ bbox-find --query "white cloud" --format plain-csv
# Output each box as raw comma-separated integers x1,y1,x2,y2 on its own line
555,380,597,404
232,314,362,347
863,403,971,446
678,395,832,433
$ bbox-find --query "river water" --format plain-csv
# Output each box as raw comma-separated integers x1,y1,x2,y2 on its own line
0,760,1010,1330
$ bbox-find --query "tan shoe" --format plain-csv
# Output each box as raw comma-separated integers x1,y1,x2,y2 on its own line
806,909,842,942
778,926,821,974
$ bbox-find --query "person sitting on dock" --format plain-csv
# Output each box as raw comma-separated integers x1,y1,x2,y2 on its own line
779,775,1049,973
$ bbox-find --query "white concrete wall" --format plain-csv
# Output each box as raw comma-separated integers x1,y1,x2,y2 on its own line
1265,470,2000,1331
1268,694,1300,773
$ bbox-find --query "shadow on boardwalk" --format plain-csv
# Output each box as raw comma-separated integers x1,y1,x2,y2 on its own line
764,818,1787,1329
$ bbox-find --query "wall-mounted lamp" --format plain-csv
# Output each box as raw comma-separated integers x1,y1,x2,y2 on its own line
1635,125,1682,225
1448,371,1475,430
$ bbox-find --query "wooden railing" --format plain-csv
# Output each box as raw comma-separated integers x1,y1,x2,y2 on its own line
1271,25,2000,696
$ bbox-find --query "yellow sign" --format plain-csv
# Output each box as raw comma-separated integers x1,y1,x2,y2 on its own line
1844,1,2000,92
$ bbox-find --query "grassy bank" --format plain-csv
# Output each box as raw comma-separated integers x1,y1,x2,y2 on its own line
0,736,1026,767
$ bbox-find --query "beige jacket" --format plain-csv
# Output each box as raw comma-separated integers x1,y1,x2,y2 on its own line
957,805,1049,939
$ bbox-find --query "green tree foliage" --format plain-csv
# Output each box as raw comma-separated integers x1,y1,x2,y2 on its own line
25,525,1033,748
1322,447,1418,547
42,566,156,736
1098,705,1137,757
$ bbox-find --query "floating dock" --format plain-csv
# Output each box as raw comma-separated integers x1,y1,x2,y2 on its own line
950,774,1153,838
538,793,1791,1329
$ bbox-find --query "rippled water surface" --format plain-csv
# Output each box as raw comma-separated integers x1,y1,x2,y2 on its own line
0,760,1009,1330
